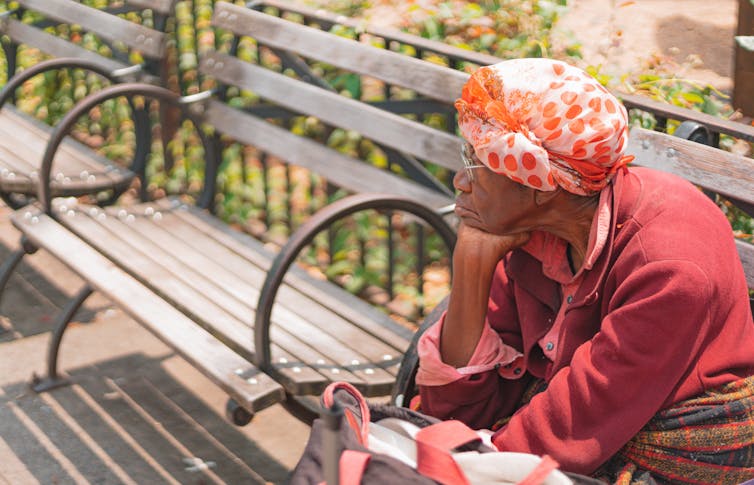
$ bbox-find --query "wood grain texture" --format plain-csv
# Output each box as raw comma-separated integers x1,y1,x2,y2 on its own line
203,100,453,209
258,0,500,66
202,52,462,172
622,94,754,142
211,2,468,103
627,127,754,206
17,0,167,59
0,108,134,196
34,199,409,396
2,20,126,72
12,209,285,414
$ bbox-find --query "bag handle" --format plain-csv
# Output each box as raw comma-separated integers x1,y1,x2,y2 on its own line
516,455,559,485
339,450,371,485
416,421,562,485
322,382,371,446
416,420,479,485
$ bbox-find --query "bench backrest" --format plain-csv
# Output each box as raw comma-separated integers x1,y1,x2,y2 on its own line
200,2,466,209
255,0,501,70
627,127,754,294
1,0,176,80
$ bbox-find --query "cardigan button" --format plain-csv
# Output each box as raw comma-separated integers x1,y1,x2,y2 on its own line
566,295,573,304
513,368,523,375
545,342,554,351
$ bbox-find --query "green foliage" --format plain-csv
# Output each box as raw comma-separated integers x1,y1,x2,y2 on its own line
300,0,372,17
390,0,577,60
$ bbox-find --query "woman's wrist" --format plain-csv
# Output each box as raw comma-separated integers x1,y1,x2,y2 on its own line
439,247,502,367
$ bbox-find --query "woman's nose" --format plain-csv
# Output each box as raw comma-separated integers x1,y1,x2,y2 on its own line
453,169,471,193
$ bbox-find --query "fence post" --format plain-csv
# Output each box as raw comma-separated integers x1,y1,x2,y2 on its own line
734,0,754,116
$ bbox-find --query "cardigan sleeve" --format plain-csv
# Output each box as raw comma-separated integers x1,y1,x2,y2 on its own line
492,259,713,475
415,313,523,386
418,261,531,428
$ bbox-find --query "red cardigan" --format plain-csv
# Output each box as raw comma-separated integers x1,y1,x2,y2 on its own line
418,167,754,474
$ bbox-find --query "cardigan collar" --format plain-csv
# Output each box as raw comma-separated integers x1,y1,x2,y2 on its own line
506,169,641,311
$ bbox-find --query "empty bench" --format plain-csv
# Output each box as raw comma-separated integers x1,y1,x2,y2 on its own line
0,0,176,208
7,3,466,423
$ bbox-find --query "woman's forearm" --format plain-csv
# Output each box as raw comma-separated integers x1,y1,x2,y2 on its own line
439,249,501,367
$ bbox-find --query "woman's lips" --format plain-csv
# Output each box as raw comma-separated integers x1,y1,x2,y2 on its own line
454,204,475,219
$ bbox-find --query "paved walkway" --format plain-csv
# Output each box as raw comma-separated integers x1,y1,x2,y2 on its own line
0,203,309,484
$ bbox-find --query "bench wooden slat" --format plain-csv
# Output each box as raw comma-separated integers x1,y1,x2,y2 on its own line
57,201,399,395
152,207,408,357
627,127,754,206
0,109,127,179
12,208,285,414
203,52,462,172
211,2,468,104
17,0,167,59
2,19,126,73
51,203,331,395
621,94,754,143
258,0,501,67
0,110,134,196
104,206,399,391
203,101,454,209
100,205,393,394
165,201,414,350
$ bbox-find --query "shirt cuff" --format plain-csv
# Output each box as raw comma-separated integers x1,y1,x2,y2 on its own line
415,311,524,386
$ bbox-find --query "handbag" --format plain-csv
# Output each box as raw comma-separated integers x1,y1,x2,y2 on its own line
290,382,594,485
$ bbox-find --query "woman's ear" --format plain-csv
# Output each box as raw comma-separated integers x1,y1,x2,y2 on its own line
534,187,561,207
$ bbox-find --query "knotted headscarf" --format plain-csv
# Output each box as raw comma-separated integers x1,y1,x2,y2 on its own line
456,58,633,195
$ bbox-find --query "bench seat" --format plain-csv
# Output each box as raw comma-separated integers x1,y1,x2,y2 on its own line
0,108,134,198
12,197,415,408
0,0,175,207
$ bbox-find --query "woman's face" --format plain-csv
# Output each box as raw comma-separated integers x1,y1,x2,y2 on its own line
454,144,539,236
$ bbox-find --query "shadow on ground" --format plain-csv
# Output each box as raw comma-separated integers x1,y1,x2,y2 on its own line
656,15,734,78
0,236,106,342
1,352,293,484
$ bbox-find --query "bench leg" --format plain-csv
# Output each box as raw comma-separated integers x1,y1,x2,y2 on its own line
0,236,37,334
225,398,254,426
0,193,33,210
31,285,93,393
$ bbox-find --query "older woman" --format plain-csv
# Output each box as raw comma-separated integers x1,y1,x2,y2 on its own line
415,59,754,483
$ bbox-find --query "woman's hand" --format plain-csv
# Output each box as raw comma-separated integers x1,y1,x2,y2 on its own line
454,222,531,269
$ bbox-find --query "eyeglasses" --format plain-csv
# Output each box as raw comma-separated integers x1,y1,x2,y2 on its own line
460,143,486,181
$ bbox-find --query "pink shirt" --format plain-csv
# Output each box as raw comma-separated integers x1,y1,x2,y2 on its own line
416,185,612,387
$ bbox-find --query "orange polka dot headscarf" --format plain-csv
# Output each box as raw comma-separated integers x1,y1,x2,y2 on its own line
455,58,634,196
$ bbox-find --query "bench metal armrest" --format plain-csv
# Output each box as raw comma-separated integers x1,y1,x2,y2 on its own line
37,83,218,214
0,57,135,113
253,193,457,371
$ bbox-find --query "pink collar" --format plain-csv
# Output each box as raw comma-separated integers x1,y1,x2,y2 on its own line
522,184,613,285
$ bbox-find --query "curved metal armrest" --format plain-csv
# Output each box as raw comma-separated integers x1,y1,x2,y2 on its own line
38,83,218,214
0,57,135,113
391,294,449,407
253,192,457,371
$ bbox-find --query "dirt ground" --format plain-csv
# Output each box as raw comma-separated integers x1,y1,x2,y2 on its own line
553,0,737,92
362,0,737,93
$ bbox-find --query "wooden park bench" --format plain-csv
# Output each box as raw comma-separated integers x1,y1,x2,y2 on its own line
0,0,176,209
6,2,463,424
6,0,753,428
